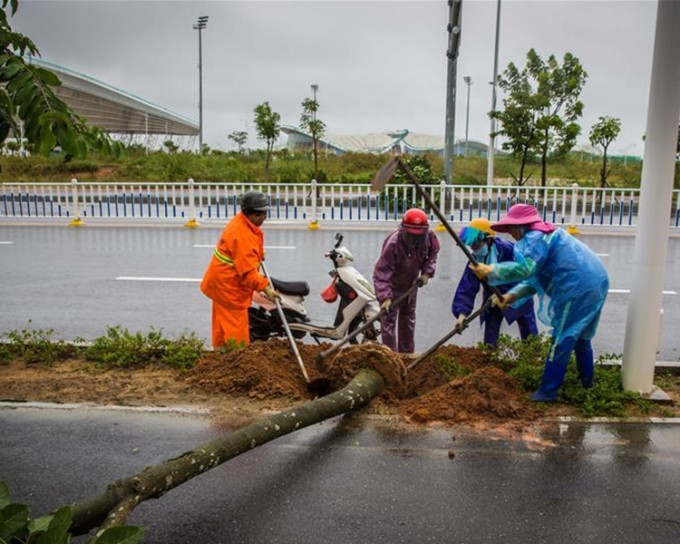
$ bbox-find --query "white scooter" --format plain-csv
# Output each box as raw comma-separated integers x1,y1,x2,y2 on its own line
249,233,381,344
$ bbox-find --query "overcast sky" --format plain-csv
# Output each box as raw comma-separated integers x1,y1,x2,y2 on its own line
13,0,658,155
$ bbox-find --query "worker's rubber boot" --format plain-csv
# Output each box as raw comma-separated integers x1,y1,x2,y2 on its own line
574,338,594,388
531,340,573,402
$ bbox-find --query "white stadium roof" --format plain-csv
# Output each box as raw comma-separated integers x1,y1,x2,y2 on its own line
27,57,198,137
281,125,489,156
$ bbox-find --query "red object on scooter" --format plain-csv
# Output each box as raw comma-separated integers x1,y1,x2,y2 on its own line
321,277,338,303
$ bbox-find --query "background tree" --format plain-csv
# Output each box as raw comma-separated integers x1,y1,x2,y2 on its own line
300,97,326,181
228,130,248,153
492,60,543,185
529,49,587,186
163,139,178,154
0,0,121,157
492,49,587,186
589,116,622,188
253,101,280,181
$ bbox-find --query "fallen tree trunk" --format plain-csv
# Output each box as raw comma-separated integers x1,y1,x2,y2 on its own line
69,368,385,536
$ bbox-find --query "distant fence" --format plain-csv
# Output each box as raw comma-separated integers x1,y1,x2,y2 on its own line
2,179,679,228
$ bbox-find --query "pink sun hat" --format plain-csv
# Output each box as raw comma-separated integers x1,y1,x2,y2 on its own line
491,204,555,234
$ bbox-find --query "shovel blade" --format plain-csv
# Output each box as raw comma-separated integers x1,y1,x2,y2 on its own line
370,156,400,192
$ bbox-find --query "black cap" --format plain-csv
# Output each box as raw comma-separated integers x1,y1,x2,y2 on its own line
240,191,268,212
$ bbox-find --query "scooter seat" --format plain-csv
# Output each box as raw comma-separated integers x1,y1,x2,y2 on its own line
271,277,310,297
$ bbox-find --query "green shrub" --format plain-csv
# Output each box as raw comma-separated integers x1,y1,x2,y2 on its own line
490,335,655,417
436,354,471,380
84,326,205,370
2,325,80,364
488,333,549,390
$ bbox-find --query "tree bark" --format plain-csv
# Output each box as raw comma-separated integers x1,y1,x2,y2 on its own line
68,368,385,536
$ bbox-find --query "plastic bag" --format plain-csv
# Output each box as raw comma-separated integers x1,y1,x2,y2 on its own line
320,278,338,303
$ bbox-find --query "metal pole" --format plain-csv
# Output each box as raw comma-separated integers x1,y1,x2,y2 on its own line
463,76,471,156
443,0,463,183
198,27,203,153
486,0,501,187
194,16,208,154
622,0,680,395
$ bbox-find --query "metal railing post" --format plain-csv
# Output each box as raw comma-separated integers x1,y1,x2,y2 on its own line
184,178,200,228
435,180,447,232
308,178,319,230
567,183,579,235
69,178,84,227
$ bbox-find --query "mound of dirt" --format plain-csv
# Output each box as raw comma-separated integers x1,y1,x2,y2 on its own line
401,366,540,424
186,340,327,401
184,339,540,425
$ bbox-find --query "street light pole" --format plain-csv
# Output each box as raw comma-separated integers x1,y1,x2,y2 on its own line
486,0,501,187
193,15,209,154
444,0,463,183
463,76,472,157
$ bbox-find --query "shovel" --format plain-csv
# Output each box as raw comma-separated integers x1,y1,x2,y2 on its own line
261,262,332,395
371,156,504,300
405,298,493,371
316,281,422,366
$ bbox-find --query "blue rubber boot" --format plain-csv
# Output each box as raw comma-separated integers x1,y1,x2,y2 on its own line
531,337,575,402
575,338,594,388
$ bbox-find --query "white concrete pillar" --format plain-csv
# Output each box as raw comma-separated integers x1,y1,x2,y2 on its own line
622,0,680,393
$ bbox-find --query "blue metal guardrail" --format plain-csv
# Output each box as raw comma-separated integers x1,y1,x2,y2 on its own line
2,179,679,228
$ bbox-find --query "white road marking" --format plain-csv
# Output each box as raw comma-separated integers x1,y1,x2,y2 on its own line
193,244,296,249
595,253,609,257
0,241,13,244
609,289,677,295
116,276,200,282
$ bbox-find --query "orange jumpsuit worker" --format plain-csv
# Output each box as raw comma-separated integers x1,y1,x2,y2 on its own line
200,191,279,348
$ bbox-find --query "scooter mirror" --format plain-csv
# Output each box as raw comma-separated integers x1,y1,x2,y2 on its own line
334,233,343,248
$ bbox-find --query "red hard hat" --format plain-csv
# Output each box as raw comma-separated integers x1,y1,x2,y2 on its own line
401,208,429,234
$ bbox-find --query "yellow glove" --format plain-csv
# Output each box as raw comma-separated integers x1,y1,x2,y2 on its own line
470,262,493,280
490,293,513,310
380,298,392,311
417,273,430,287
261,285,281,302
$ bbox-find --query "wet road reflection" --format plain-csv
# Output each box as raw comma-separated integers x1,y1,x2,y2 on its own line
2,406,679,543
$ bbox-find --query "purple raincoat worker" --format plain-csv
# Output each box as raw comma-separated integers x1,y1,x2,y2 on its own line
452,217,538,346
373,208,440,354
470,204,609,402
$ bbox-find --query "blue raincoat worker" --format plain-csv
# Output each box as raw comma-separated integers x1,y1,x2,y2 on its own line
452,218,538,346
373,208,441,354
470,204,609,402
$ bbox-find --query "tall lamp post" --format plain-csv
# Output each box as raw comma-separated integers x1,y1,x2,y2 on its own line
193,15,209,154
463,76,472,156
486,0,501,187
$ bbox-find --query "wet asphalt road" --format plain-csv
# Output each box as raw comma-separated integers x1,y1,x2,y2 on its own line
2,223,680,543
2,405,680,544
0,222,679,361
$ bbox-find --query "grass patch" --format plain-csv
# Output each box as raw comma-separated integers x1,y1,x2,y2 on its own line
84,326,205,370
490,334,666,418
0,324,82,365
436,354,472,380
0,324,206,371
